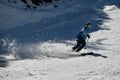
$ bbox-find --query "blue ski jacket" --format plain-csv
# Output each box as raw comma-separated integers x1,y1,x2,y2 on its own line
77,27,90,41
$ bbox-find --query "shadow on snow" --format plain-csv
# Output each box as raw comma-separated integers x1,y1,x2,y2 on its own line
69,52,108,59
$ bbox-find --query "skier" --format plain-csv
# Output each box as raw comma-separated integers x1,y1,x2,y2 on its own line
72,22,91,52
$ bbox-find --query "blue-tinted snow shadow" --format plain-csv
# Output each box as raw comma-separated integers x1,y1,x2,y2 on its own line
2,9,109,43
0,0,112,43
1,0,120,43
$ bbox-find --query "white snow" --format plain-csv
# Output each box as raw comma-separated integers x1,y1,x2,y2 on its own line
0,1,120,80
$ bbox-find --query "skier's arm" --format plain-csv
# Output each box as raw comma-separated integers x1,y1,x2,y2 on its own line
83,27,90,38
82,27,90,38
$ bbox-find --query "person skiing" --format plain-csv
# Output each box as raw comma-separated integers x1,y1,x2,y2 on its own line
72,22,91,52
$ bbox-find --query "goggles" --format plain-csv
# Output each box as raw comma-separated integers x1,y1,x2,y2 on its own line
87,24,91,28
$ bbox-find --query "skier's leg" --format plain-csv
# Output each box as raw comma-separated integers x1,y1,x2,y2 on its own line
76,40,86,52
72,44,81,51
72,39,81,51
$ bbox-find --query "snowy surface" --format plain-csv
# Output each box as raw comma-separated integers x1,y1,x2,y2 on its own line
0,0,120,80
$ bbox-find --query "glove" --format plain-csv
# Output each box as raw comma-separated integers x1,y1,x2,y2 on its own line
87,35,90,38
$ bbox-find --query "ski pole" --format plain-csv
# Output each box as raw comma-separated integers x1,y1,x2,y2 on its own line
84,38,89,49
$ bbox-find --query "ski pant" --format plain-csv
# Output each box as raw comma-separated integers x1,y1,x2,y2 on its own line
72,38,86,52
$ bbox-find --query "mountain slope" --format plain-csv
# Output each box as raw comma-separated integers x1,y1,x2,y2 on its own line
0,0,120,80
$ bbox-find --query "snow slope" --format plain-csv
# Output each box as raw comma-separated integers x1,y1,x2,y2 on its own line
0,0,120,80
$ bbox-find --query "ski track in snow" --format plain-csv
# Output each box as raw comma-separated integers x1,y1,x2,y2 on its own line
0,1,120,80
